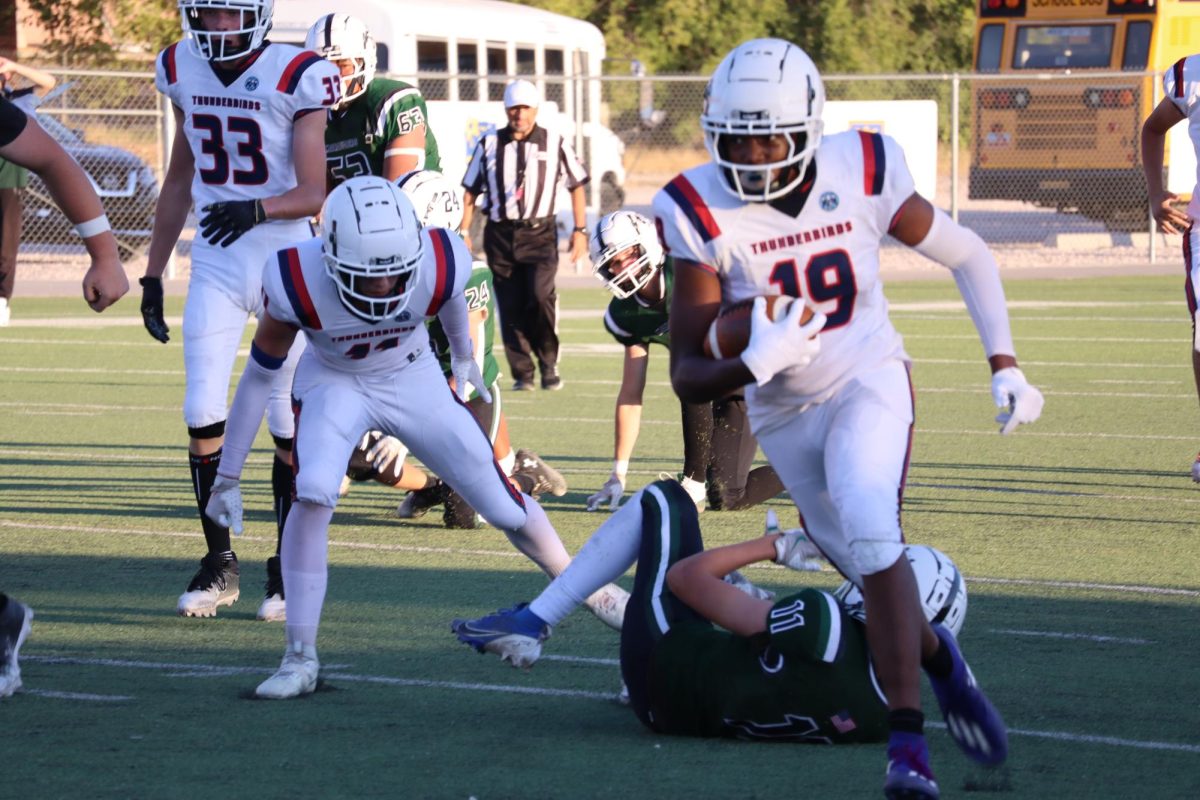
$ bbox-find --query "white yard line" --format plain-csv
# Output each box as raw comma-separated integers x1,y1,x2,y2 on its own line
19,652,1199,753
989,629,1152,645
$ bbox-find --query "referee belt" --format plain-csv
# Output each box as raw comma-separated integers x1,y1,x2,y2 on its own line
491,216,554,229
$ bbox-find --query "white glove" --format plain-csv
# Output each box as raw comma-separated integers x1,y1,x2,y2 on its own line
740,297,826,386
205,474,244,536
586,474,625,512
991,366,1044,435
366,433,408,481
451,354,492,403
767,510,823,571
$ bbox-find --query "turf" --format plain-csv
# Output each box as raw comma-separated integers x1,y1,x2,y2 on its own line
1,275,1198,799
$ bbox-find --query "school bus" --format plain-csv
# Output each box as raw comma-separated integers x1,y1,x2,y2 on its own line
970,0,1200,229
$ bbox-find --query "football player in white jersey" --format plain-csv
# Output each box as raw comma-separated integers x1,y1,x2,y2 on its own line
655,39,1044,800
138,0,341,621
1142,53,1200,482
205,176,627,699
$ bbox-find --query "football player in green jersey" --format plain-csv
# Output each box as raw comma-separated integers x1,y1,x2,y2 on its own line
341,171,569,529
585,210,784,513
306,14,441,183
454,478,969,747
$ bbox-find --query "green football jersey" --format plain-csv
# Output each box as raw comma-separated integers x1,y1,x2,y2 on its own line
428,260,499,398
602,259,674,349
324,77,441,182
648,588,889,743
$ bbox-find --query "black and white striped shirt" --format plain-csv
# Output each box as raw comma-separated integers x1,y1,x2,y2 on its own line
462,124,589,222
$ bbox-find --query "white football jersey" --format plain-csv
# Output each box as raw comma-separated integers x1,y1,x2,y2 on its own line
261,227,473,375
653,130,916,431
1163,55,1200,218
155,41,340,216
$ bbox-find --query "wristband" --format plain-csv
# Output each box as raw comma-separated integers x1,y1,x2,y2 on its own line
75,214,111,239
613,459,629,477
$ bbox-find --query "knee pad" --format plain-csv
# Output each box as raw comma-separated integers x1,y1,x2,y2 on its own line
188,420,226,440
848,537,905,577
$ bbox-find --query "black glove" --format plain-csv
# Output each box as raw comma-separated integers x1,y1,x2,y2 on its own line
198,199,266,247
139,276,170,343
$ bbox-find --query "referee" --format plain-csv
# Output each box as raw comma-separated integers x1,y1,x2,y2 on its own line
461,79,589,392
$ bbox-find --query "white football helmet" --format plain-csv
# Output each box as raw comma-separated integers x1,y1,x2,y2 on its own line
589,210,665,300
321,176,424,323
701,38,825,202
305,13,375,109
834,545,968,637
396,170,464,233
179,0,274,62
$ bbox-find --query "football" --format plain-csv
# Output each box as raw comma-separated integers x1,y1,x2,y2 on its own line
702,295,815,359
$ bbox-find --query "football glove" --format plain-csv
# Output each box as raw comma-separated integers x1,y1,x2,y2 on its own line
205,474,244,536
586,474,625,512
741,297,826,386
199,199,266,247
138,276,169,343
990,366,1044,435
451,354,493,403
768,511,823,572
365,433,408,482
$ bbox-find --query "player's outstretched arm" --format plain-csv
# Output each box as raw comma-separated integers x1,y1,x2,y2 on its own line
0,105,127,312
1142,98,1191,235
668,260,758,403
895,193,1044,434
666,536,778,637
588,345,647,511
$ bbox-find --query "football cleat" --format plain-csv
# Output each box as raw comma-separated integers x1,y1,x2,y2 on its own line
884,732,939,800
177,552,240,617
451,603,549,668
927,624,1008,766
257,555,286,622
584,583,630,631
396,480,450,520
659,472,707,512
1191,452,1200,483
0,599,33,699
255,641,319,700
511,449,568,498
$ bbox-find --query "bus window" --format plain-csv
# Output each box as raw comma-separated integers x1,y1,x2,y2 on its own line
1013,25,1115,70
977,24,1003,72
488,45,507,101
517,47,535,75
545,48,565,109
376,43,389,73
458,41,479,101
417,39,449,100
1121,21,1151,70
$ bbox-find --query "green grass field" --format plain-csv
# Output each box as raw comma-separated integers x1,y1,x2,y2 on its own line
2,275,1198,799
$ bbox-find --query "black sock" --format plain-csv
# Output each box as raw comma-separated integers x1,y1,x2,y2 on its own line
889,708,925,736
189,449,231,555
923,639,954,679
272,453,294,556
0,593,7,615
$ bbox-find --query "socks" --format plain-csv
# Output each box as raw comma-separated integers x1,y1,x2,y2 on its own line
189,449,230,554
280,501,333,649
501,496,573,579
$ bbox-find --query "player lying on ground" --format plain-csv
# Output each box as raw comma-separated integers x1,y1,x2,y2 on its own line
206,176,627,700
453,479,977,753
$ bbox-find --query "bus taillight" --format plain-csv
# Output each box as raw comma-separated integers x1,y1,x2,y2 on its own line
979,88,1031,109
980,0,1025,17
1083,88,1135,108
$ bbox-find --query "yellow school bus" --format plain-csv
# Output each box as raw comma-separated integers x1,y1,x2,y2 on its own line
970,0,1200,229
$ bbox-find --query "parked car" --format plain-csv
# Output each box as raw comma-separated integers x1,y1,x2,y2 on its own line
20,112,159,256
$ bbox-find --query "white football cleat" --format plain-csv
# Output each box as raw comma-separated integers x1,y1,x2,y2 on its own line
256,642,319,700
177,553,240,617
0,600,32,699
585,583,630,631
256,594,286,622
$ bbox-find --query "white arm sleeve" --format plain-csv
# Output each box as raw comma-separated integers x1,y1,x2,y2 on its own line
912,208,1015,358
218,349,279,480
436,292,473,360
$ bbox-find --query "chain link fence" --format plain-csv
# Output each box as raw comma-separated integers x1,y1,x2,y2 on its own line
12,67,1186,283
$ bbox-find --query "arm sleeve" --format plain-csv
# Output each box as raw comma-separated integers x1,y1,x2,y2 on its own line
219,342,285,479
436,293,473,359
912,207,1015,358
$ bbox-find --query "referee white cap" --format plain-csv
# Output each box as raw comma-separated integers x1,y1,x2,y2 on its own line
504,79,540,109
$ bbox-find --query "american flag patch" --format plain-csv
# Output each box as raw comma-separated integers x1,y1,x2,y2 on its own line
831,711,857,734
